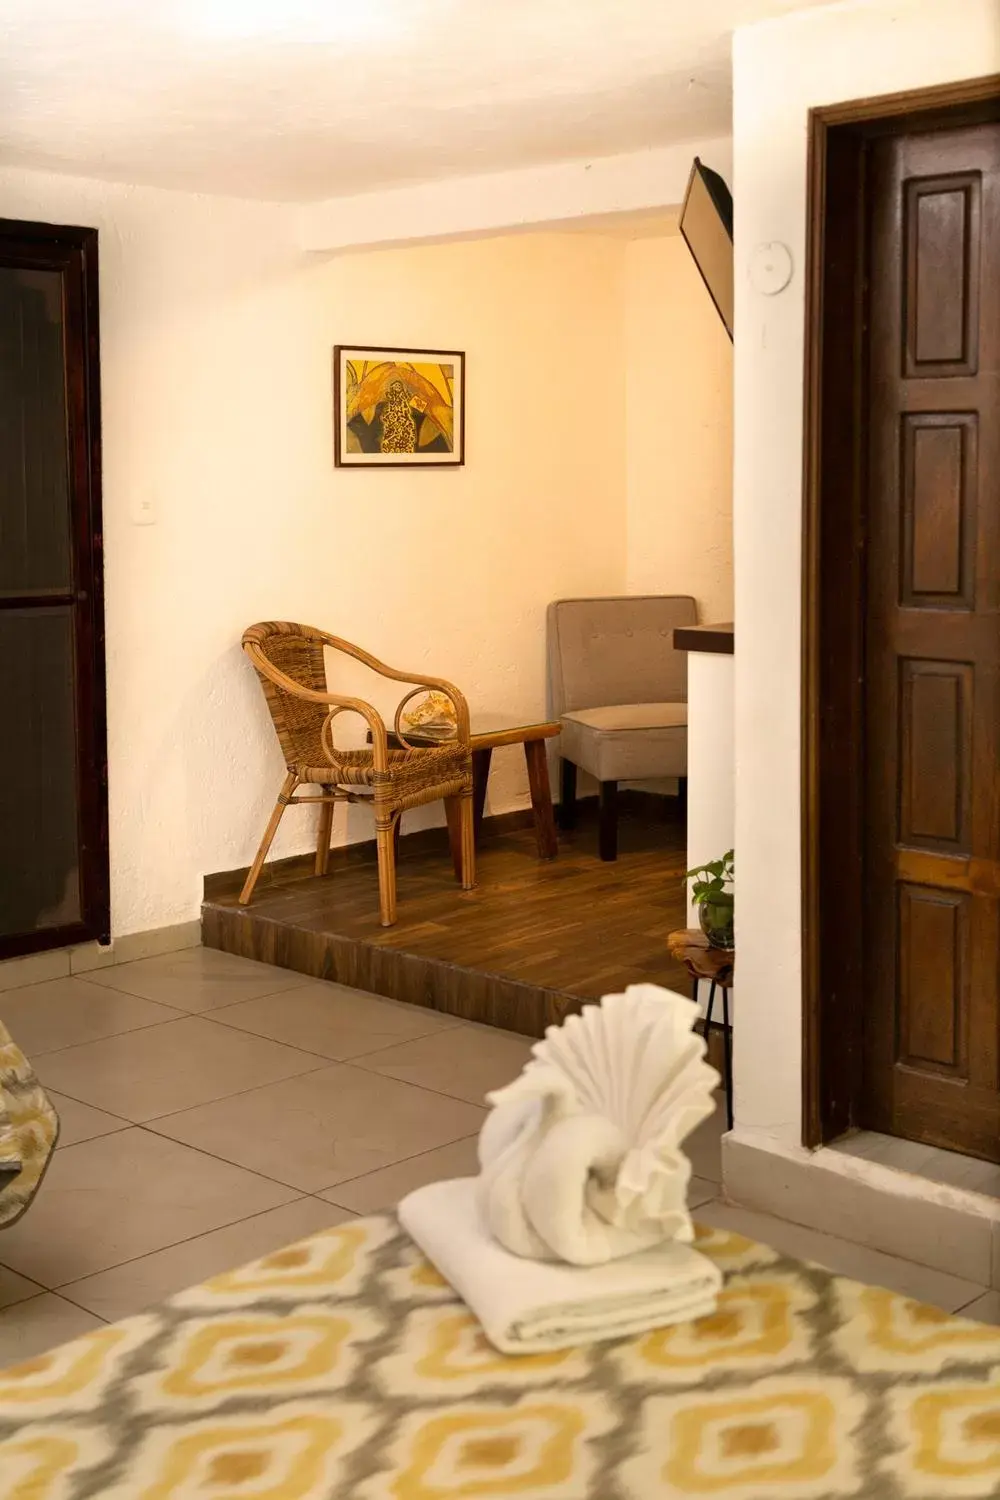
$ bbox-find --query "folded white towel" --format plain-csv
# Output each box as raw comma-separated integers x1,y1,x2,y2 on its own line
478,985,719,1265
398,1176,722,1354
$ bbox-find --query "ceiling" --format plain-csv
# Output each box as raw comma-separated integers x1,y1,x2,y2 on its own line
1,0,837,203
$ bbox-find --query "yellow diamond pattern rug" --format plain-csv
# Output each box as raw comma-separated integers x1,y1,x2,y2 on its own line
2,1215,1000,1498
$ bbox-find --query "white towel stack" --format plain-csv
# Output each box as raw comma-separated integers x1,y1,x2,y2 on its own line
398,1177,721,1354
399,984,723,1352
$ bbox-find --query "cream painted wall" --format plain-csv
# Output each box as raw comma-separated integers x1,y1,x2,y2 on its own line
624,233,733,620
0,165,628,937
731,0,1000,1149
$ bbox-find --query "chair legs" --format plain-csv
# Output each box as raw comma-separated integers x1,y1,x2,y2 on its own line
459,790,476,890
376,815,398,927
444,791,478,890
558,758,578,829
240,771,297,906
599,779,618,862
244,779,470,928
315,789,335,876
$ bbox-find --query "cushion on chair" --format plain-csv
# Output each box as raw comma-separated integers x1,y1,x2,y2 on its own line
559,703,688,783
547,595,696,716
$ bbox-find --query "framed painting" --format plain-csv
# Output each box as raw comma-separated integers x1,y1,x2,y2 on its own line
333,345,465,467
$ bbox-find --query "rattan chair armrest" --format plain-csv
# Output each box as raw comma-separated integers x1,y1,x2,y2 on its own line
244,642,389,767
316,634,471,743
392,681,471,748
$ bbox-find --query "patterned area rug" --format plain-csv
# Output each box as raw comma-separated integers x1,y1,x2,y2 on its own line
0,1018,59,1229
2,1215,1000,1498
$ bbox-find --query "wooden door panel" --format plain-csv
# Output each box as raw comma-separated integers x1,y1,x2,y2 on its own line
900,412,977,608
898,658,973,851
904,170,981,376
863,122,1000,1160
896,883,969,1077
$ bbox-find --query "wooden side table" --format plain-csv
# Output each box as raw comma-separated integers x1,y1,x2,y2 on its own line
386,716,561,862
667,928,735,1129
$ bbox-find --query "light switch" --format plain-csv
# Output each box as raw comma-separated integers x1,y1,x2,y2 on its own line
131,492,157,526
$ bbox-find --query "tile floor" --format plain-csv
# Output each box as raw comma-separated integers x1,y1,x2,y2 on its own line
1,945,998,1366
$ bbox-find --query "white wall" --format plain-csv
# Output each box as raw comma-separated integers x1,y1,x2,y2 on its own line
0,166,628,937
731,0,1000,1147
299,137,734,252
624,232,733,621
1,159,732,940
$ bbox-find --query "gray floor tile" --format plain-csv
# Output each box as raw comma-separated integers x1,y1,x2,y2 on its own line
320,1136,481,1214
0,1294,106,1369
83,947,309,1013
354,1024,534,1105
2,976,179,1056
48,1092,128,1149
150,1063,486,1192
60,1198,356,1322
0,1129,297,1286
684,1094,727,1184
210,981,461,1061
38,1016,324,1122
688,1176,718,1209
957,1290,1000,1326
0,1264,44,1310
698,1199,987,1312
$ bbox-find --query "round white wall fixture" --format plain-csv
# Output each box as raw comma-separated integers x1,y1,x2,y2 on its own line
749,241,793,295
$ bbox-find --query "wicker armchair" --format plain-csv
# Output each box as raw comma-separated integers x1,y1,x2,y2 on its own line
240,622,476,925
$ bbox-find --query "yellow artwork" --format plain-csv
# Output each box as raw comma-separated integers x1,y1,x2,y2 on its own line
334,346,465,466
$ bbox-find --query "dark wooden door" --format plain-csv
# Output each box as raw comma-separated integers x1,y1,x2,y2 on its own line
0,221,108,959
863,123,1000,1160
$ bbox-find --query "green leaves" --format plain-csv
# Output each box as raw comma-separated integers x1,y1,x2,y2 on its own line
685,849,734,907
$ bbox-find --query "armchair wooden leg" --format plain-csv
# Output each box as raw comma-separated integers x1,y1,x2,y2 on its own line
558,759,578,830
315,790,335,877
240,771,297,905
599,779,618,862
459,790,476,890
444,793,477,888
376,816,398,927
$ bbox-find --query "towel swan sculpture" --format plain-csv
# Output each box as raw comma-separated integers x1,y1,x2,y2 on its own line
478,985,719,1265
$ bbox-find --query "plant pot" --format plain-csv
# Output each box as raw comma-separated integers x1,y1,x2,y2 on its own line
699,901,734,951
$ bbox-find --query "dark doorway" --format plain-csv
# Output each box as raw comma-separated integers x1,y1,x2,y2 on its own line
0,220,108,959
802,77,1000,1161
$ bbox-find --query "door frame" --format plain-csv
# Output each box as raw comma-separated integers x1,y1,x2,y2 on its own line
0,218,109,960
801,75,1000,1148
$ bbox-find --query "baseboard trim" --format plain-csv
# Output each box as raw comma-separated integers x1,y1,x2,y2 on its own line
203,809,537,900
0,919,202,991
722,1128,1000,1288
203,788,680,901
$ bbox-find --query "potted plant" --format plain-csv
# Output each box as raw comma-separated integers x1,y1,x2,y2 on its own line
686,850,734,950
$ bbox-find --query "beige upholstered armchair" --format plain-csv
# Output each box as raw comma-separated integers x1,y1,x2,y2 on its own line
241,622,475,925
547,595,696,860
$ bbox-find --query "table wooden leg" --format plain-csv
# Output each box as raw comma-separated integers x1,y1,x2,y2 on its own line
722,984,734,1130
472,747,492,838
524,738,558,859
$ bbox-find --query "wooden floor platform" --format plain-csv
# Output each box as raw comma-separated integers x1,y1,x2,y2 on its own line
202,801,692,1037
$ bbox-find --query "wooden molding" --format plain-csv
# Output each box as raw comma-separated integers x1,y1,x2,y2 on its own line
674,623,734,655
800,74,1000,1151
810,74,1000,129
